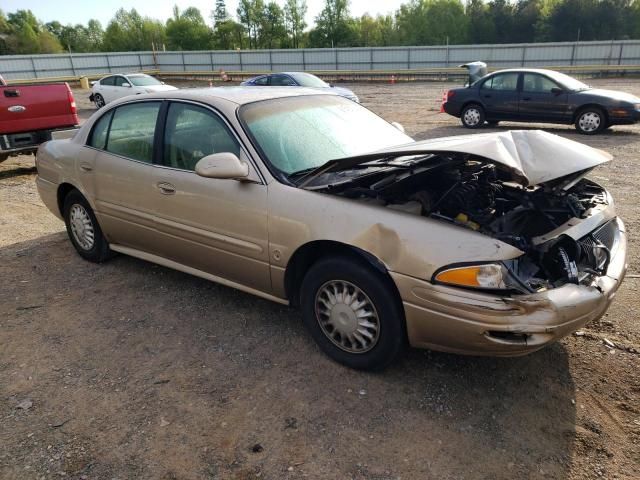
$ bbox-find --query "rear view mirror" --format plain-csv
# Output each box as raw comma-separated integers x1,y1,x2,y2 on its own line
195,152,249,179
551,87,564,95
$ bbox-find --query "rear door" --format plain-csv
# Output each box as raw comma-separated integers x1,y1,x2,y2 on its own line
269,74,297,86
89,100,164,252
151,101,271,292
519,73,570,122
97,76,116,103
479,72,521,120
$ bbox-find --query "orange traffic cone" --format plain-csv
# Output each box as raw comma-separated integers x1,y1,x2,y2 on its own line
390,74,396,85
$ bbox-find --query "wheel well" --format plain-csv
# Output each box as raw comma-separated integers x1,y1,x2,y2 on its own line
284,240,396,307
56,183,76,216
461,101,484,112
573,104,608,123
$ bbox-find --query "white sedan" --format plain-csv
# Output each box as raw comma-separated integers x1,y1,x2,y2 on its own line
89,73,177,108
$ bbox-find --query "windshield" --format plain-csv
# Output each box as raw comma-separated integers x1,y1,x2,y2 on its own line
544,71,589,91
128,75,162,87
240,95,413,176
289,73,329,88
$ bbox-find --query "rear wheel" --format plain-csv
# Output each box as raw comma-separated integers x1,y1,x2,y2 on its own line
461,104,485,129
575,107,606,135
94,93,105,109
63,189,112,262
300,256,406,370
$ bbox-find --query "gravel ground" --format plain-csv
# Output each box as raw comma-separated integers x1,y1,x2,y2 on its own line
0,79,639,480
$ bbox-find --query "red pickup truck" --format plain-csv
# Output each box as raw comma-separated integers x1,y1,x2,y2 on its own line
0,81,79,162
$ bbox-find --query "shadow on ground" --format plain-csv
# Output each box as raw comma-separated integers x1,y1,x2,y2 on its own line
0,233,578,479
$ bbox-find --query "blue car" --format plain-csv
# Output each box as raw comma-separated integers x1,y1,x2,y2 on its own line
241,72,360,103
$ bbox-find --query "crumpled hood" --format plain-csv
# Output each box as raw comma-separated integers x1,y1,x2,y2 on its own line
576,88,640,103
301,130,611,187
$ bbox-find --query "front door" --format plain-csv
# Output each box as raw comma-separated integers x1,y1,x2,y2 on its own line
151,101,271,293
479,72,521,120
90,100,163,252
519,73,570,122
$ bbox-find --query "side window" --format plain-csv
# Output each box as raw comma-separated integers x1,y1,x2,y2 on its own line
106,102,161,163
522,74,559,93
164,102,240,171
253,76,268,86
270,75,296,86
88,110,113,150
482,73,519,91
114,76,129,87
100,76,115,86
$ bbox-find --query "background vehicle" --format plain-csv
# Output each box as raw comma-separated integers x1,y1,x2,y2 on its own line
442,68,640,134
241,72,360,103
35,88,625,370
89,73,177,108
0,82,78,162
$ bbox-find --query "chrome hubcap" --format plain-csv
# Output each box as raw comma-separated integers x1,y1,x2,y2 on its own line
579,112,601,132
463,108,481,126
69,204,95,250
315,280,380,353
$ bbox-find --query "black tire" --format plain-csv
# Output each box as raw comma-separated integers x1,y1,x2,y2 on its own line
63,189,112,263
575,106,606,135
300,256,406,370
94,93,106,109
460,103,486,129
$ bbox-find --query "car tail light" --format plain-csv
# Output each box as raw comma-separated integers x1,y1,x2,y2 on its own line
447,90,456,100
440,90,454,112
66,84,77,115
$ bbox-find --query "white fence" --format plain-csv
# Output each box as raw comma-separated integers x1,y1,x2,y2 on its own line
1,40,639,81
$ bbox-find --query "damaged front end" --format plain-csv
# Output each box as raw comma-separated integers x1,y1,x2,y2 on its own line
299,131,623,295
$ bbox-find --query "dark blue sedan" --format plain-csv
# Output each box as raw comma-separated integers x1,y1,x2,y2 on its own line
241,72,360,103
442,68,640,134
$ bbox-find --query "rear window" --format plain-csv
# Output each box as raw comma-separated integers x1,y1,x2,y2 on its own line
100,76,115,86
482,73,519,91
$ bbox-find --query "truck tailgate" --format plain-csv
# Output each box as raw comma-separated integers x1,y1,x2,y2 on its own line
0,83,78,135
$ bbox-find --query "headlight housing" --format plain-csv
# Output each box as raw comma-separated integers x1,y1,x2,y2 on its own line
433,262,529,293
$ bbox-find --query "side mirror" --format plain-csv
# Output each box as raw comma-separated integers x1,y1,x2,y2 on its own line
195,152,249,179
122,82,131,88
391,122,405,133
550,87,564,95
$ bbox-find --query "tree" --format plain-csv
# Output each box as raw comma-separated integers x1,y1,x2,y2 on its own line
261,2,287,48
237,0,266,49
102,8,166,52
166,5,212,50
284,0,307,48
310,0,354,48
395,0,467,46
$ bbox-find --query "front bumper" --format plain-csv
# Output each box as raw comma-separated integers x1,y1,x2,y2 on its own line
393,217,627,356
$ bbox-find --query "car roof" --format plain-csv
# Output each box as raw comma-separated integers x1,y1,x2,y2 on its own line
145,86,338,105
489,68,563,75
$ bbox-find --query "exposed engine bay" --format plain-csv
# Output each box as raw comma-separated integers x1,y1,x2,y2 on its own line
312,153,615,292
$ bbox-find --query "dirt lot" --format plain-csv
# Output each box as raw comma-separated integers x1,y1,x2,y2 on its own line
1,79,639,480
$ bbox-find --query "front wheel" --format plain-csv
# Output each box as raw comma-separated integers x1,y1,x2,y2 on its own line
575,107,606,135
460,104,485,129
300,256,406,370
63,189,112,262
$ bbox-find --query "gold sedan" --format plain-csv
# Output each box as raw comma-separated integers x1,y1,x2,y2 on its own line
36,87,627,370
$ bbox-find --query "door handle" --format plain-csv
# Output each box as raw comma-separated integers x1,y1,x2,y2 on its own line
157,182,176,195
79,163,93,172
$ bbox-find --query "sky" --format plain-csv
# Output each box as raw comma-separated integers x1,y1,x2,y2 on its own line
1,0,405,27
